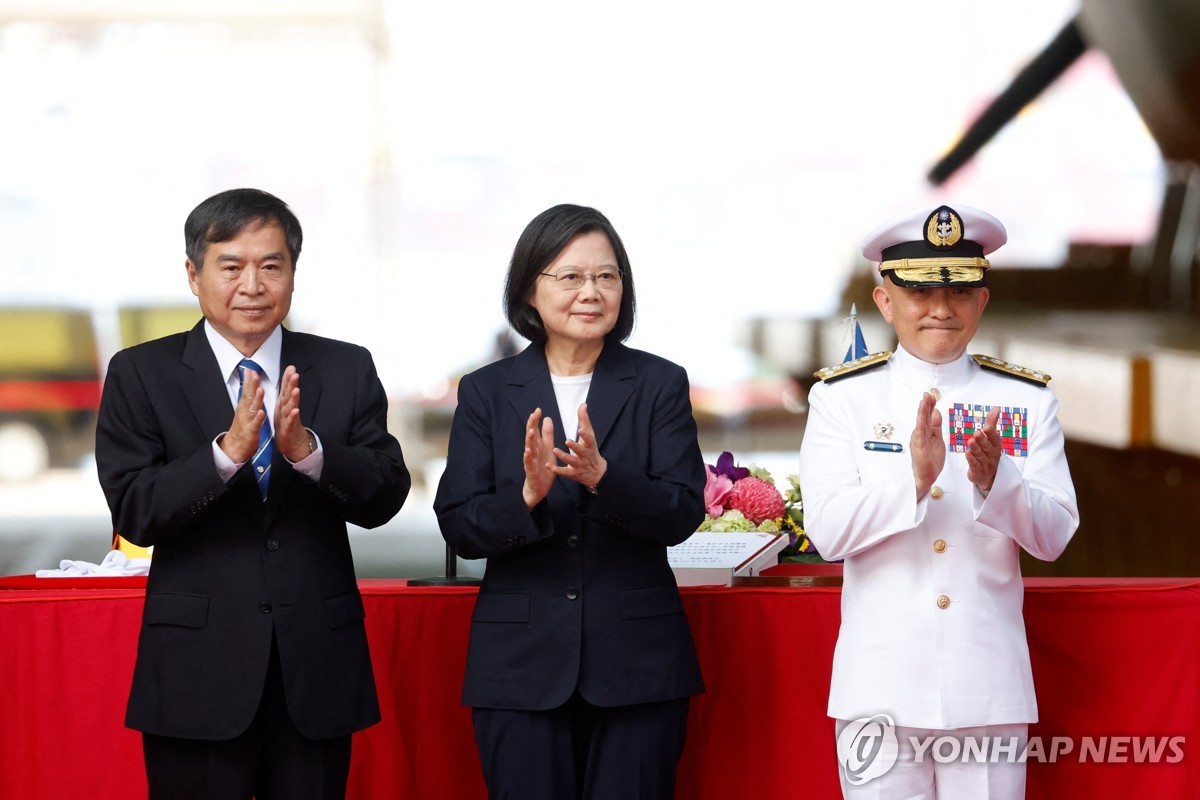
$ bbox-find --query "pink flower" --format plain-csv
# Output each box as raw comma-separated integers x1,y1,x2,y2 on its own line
728,476,786,525
703,466,734,517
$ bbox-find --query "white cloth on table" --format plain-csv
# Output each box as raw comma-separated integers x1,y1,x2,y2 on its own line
35,549,151,578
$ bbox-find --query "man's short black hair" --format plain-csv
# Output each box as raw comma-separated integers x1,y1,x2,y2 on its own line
185,188,303,270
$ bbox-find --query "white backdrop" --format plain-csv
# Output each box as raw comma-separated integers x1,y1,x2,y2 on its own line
0,0,1164,396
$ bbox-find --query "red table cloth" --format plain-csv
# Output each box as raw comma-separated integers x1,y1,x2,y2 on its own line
2,575,1197,799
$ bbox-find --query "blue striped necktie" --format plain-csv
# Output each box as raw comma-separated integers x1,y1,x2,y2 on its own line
236,359,274,500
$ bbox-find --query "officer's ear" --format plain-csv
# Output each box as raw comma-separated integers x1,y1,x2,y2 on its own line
976,286,990,316
872,284,894,324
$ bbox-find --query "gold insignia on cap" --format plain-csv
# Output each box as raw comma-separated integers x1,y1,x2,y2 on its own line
879,261,989,286
926,206,963,249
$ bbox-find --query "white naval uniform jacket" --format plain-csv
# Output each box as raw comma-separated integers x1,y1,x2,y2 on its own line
799,345,1079,729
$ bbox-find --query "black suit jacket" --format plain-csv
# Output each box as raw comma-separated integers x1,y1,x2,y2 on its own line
434,342,706,710
96,322,410,740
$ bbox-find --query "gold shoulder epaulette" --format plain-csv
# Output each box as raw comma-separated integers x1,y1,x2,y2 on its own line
972,354,1050,386
813,351,893,383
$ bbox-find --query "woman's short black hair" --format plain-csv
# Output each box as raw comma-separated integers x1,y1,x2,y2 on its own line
185,188,303,270
503,204,636,343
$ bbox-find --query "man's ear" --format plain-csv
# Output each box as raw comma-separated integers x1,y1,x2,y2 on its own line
872,284,893,324
186,260,200,297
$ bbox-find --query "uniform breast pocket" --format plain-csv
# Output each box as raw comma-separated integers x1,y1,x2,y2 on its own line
856,447,912,484
144,592,210,629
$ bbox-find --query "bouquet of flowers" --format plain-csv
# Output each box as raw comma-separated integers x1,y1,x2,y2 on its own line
699,451,821,562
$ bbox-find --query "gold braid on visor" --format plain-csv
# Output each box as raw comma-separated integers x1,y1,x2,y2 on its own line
878,256,990,285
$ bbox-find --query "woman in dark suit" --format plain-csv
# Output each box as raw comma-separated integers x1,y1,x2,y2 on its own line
434,204,706,799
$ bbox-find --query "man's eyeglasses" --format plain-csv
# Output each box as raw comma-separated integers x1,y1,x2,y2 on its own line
539,269,623,291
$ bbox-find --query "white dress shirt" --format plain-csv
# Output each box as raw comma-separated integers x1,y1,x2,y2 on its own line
550,372,593,442
204,322,323,483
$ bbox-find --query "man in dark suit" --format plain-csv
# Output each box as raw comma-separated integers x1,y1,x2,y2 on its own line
96,188,410,800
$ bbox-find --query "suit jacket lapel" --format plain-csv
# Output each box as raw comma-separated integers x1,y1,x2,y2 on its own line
585,343,635,451
265,328,320,525
181,322,237,441
508,342,563,446
507,342,575,503
284,328,323,425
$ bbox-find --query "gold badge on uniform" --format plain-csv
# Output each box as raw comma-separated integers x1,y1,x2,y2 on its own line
865,421,901,452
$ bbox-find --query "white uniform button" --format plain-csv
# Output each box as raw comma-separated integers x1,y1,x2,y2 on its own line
928,387,941,401
937,594,951,609
930,485,944,499
933,539,947,553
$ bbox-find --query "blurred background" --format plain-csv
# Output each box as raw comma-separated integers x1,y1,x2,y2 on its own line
2,0,1198,578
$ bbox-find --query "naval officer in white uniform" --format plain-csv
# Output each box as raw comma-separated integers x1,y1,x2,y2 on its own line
800,204,1079,799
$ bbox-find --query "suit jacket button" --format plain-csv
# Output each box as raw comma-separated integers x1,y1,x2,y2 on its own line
566,587,579,600
266,540,280,551
933,539,947,553
259,603,273,614
567,534,580,548
930,485,944,500
936,594,951,610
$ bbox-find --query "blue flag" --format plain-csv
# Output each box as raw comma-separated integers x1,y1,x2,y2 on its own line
844,303,869,362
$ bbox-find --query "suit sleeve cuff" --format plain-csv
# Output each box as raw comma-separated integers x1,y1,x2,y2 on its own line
212,435,244,483
285,428,324,482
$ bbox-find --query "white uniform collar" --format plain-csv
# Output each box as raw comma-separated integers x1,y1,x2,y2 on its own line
890,344,973,391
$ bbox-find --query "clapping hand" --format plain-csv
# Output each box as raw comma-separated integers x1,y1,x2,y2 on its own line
274,365,314,462
552,403,608,491
522,408,557,509
910,391,945,499
220,366,267,463
966,405,1002,491
520,404,610,509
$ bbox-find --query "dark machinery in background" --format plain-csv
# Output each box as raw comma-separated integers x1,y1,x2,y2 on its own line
925,1,1200,577
930,0,1200,311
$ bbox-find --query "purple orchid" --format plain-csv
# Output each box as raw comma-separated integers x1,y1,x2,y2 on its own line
710,451,750,483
